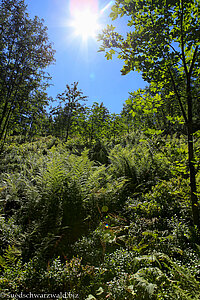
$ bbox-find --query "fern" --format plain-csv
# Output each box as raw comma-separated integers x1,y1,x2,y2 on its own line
0,245,21,271
103,250,200,299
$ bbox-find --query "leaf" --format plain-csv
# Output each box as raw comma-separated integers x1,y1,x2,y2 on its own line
127,285,136,296
96,287,104,295
0,187,6,192
85,295,96,300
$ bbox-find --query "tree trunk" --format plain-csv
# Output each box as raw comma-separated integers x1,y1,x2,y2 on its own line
187,125,200,227
65,117,71,142
187,84,200,227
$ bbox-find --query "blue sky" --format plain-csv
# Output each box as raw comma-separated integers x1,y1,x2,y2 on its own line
25,0,147,114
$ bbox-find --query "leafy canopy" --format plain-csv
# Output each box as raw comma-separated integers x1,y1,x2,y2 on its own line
98,0,200,93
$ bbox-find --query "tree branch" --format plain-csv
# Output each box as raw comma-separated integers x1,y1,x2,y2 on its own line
180,0,189,77
189,46,198,76
168,67,188,123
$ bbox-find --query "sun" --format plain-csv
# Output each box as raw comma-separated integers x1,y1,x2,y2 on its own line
68,0,113,42
70,9,100,40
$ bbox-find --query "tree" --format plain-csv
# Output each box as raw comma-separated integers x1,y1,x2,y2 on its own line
86,102,110,143
98,0,200,227
125,85,184,135
52,82,87,141
0,0,55,146
109,113,125,142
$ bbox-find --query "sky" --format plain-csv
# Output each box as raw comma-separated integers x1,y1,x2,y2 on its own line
25,0,147,114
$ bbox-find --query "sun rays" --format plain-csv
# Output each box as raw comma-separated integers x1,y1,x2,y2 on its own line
69,0,114,42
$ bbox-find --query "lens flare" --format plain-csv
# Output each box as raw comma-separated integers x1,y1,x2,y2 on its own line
100,1,114,15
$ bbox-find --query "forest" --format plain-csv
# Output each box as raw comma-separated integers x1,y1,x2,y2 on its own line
0,0,200,299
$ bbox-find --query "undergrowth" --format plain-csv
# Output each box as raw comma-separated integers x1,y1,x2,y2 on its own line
0,133,200,299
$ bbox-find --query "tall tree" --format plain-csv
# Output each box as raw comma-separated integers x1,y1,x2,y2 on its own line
86,102,110,143
99,0,200,227
109,113,125,141
0,0,55,145
8,90,50,139
52,82,87,141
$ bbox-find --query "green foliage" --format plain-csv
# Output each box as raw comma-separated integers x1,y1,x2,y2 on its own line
99,0,200,227
125,86,185,135
0,0,55,146
0,133,200,298
1,248,199,300
88,140,109,165
85,102,110,143
0,0,200,297
51,82,87,141
0,255,96,298
108,138,171,196
50,100,129,144
93,250,200,300
0,138,128,260
0,215,23,255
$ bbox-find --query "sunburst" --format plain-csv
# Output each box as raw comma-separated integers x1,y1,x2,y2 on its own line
71,9,100,40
